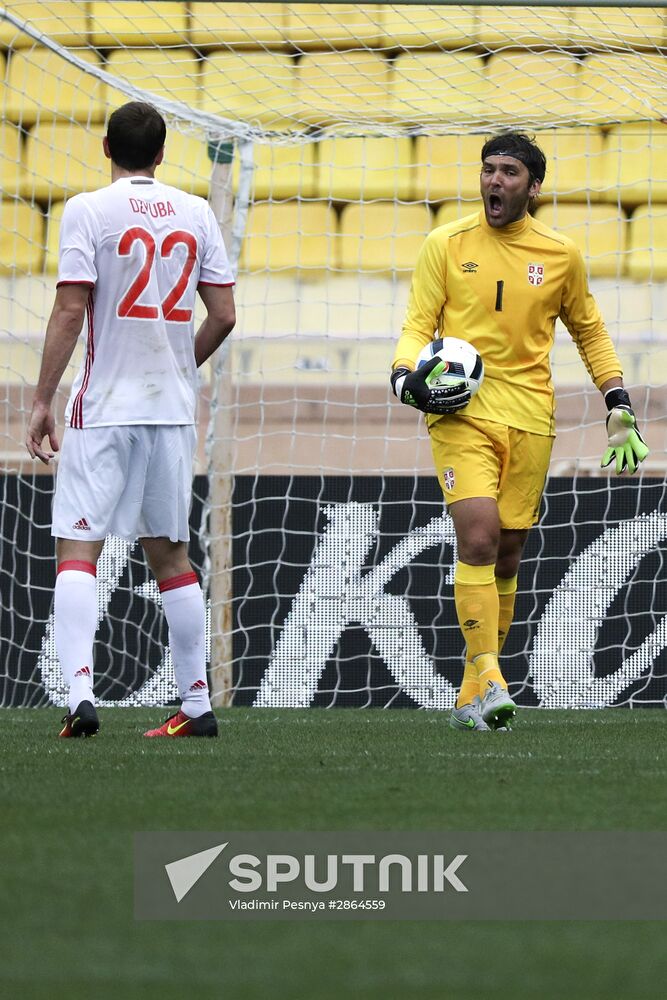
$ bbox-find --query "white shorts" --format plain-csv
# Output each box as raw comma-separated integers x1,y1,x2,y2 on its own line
52,424,197,543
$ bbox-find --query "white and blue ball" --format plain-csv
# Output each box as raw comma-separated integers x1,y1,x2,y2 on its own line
415,337,484,397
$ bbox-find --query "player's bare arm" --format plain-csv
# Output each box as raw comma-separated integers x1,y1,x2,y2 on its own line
26,283,90,464
194,283,236,367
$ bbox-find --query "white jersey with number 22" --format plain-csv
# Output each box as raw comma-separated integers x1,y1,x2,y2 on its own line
57,176,234,428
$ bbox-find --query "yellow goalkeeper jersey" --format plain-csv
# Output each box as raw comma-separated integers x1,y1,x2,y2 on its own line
393,211,622,437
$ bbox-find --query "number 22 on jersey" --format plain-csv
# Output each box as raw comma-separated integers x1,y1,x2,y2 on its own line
116,226,197,322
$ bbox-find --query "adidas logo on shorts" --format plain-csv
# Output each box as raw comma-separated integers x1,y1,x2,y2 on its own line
72,517,91,531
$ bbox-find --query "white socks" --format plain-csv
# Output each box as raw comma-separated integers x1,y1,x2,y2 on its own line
159,573,211,718
54,562,97,713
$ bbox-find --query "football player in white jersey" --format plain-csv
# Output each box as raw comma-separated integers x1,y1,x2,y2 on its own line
26,102,236,739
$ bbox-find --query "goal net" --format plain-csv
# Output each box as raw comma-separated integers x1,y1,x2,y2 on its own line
1,1,666,711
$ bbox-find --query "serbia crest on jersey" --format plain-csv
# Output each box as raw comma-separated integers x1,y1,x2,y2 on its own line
527,262,545,286
57,176,234,428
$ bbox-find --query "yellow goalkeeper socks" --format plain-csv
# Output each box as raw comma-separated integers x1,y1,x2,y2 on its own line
454,562,499,704
456,659,479,709
475,652,507,695
496,574,518,655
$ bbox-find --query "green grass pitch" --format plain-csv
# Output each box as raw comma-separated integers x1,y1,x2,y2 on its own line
2,707,666,999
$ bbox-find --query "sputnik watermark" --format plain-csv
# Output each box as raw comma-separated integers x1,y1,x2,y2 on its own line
134,831,667,921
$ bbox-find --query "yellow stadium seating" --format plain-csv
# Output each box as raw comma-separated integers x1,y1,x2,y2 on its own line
233,143,317,200
393,53,486,124
534,129,605,202
4,48,105,126
44,199,64,274
90,2,188,47
433,201,482,228
201,52,299,130
316,136,413,201
477,5,571,48
578,54,665,124
240,201,336,271
414,134,484,202
106,49,200,115
339,202,431,272
569,6,665,49
0,121,23,199
189,3,285,48
601,124,667,206
283,4,384,50
298,51,390,127
0,200,44,274
21,123,106,202
627,205,667,281
0,2,88,48
486,52,578,122
381,4,476,49
159,131,210,197
533,203,627,278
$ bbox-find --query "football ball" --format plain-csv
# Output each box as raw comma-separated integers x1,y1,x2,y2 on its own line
415,337,484,397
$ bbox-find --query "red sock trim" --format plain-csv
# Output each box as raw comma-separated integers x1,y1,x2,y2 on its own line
158,571,199,593
57,560,97,577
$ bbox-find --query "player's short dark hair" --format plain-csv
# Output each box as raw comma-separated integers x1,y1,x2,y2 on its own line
481,132,547,185
106,101,166,171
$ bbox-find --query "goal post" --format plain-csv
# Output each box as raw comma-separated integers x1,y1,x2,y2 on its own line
0,2,666,711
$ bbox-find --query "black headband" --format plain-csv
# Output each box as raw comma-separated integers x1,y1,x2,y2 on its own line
484,149,545,183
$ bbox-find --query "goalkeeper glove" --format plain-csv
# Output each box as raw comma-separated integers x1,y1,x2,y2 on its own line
600,387,649,475
391,359,471,415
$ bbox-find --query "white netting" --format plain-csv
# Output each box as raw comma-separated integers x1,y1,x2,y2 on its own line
0,2,666,709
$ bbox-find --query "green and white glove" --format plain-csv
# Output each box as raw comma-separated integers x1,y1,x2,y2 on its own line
601,387,649,475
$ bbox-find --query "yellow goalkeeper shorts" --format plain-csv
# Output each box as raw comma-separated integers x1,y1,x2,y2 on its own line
428,414,553,530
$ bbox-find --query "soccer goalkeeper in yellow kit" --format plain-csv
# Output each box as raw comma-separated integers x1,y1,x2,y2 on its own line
391,132,649,731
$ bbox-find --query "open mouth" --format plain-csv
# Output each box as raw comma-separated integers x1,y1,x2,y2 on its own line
488,193,503,215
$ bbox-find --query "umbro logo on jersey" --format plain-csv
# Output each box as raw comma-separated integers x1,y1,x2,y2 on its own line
72,517,91,531
463,619,480,629
462,261,478,273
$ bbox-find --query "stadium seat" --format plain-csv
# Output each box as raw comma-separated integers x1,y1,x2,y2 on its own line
627,206,667,281
106,49,200,115
569,6,665,49
0,121,23,200
381,4,476,49
283,4,384,50
240,201,336,272
534,129,606,202
414,134,485,202
316,136,413,202
0,200,44,274
433,201,482,228
21,123,106,202
338,202,432,272
233,143,317,200
44,199,63,274
601,124,667,207
4,48,105,126
189,2,285,48
90,2,188,47
486,52,578,123
0,2,88,48
159,131,211,197
533,203,627,278
477,5,571,48
393,53,486,124
578,54,665,124
298,51,390,128
201,51,299,131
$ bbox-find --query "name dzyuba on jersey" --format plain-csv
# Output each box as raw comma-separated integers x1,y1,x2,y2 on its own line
129,196,176,218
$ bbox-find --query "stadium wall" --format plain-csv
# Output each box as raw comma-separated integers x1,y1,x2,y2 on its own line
2,473,665,709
